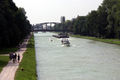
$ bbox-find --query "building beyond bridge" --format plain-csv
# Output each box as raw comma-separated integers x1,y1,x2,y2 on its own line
32,17,66,32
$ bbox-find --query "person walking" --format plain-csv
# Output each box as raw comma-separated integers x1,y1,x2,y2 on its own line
13,53,17,63
18,54,20,63
9,52,13,60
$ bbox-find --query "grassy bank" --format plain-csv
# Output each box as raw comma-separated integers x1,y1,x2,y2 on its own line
15,36,37,80
71,35,120,45
0,56,9,72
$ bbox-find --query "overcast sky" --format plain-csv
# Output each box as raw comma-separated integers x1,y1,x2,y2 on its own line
13,0,103,24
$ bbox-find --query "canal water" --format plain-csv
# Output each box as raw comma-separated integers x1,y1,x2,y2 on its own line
34,32,120,80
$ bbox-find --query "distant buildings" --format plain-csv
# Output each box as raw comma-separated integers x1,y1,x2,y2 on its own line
61,16,65,23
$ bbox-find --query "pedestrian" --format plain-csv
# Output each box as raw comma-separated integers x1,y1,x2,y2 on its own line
9,52,13,60
18,54,20,63
13,52,17,63
15,53,17,59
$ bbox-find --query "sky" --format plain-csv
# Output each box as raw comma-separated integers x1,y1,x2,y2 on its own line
13,0,103,24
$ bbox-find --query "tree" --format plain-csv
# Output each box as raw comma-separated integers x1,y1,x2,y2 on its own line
53,0,120,39
0,0,31,49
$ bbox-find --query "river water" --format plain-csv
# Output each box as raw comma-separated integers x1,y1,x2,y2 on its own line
34,32,120,80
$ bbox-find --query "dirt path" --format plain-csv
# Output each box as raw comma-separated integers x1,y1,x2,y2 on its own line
0,35,31,80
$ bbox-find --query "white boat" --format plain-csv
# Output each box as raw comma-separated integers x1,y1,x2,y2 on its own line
61,38,70,47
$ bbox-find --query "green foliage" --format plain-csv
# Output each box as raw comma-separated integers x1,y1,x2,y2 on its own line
0,48,17,54
15,36,37,80
71,35,120,45
55,0,120,39
0,56,9,72
0,0,31,49
87,10,99,36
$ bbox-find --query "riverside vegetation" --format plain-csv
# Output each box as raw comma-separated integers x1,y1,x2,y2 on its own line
0,0,31,49
0,0,31,75
1,0,120,79
15,36,37,80
55,0,120,40
71,35,120,45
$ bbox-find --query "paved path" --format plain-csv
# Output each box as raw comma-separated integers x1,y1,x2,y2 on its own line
0,36,31,80
0,54,9,56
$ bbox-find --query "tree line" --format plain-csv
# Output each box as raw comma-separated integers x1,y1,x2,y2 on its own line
55,0,120,39
0,0,31,48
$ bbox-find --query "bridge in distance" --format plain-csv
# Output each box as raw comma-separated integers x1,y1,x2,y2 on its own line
32,22,63,32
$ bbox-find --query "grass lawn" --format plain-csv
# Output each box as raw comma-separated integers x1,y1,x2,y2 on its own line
0,56,9,72
71,35,120,45
15,36,37,80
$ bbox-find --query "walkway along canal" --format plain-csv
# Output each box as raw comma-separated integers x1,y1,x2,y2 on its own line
34,32,120,80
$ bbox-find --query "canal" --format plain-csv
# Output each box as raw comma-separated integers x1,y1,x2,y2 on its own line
34,32,120,80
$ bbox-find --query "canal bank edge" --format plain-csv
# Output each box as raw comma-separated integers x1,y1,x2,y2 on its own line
15,35,37,80
71,35,120,45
